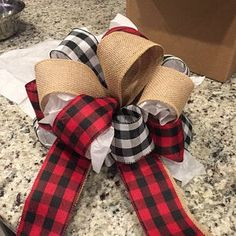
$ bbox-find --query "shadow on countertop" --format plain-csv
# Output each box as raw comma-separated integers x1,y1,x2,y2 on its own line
0,222,15,236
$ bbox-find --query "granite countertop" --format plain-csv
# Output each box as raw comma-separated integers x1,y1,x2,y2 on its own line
0,0,235,235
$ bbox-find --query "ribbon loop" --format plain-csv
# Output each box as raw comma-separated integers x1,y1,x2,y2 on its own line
97,31,164,106
111,105,154,163
138,66,194,118
180,114,193,150
147,116,185,162
52,94,118,157
35,59,106,111
50,28,106,87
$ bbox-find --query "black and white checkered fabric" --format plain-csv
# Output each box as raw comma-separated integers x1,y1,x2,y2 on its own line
50,28,106,87
180,114,193,149
111,105,154,163
162,54,190,76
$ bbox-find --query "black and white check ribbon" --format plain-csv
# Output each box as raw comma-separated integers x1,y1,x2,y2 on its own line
111,105,154,163
180,114,193,149
162,54,190,76
50,28,106,87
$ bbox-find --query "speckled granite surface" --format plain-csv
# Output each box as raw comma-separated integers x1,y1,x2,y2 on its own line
0,0,235,235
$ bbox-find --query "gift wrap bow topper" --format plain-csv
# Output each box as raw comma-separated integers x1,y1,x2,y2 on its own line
35,31,194,173
17,30,210,236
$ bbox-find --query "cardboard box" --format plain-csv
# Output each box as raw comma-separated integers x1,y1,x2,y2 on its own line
126,0,236,82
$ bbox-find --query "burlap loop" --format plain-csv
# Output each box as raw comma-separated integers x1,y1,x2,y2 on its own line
35,59,106,110
97,31,164,106
138,66,194,118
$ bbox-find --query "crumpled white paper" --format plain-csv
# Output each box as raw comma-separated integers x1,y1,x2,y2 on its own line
161,150,206,186
0,70,27,104
0,40,60,83
96,13,138,42
0,14,205,182
40,93,75,126
190,75,205,87
35,125,57,149
0,39,60,118
109,13,138,30
139,100,177,125
86,127,114,173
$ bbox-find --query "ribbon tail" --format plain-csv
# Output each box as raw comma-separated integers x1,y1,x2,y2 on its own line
118,155,209,236
17,139,91,236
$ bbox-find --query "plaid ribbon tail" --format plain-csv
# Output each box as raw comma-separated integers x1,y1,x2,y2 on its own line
17,139,91,236
118,156,206,236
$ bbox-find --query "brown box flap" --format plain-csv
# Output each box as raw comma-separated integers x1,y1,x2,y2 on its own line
127,0,236,82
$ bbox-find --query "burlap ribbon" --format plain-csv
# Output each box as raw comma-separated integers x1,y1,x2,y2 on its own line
17,31,210,236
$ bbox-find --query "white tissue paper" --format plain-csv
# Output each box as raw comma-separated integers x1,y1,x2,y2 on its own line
39,93,76,126
139,101,177,125
0,40,60,83
161,150,206,186
86,127,114,173
35,126,57,149
0,39,60,118
109,13,138,30
0,70,27,104
190,75,205,87
96,13,138,42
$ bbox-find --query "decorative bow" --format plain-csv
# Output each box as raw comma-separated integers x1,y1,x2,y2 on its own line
17,28,209,236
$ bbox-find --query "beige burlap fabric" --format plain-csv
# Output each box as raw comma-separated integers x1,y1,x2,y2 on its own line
97,31,164,106
36,37,192,117
35,59,106,110
138,66,194,118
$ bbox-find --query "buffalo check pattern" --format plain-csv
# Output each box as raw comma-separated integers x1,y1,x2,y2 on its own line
111,105,154,163
17,95,118,236
118,156,204,236
180,114,193,150
147,116,184,162
53,95,118,157
17,140,91,236
50,28,106,87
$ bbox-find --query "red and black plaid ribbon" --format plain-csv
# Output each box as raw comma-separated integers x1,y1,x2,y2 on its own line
17,139,90,236
17,95,118,236
17,26,206,235
118,156,204,236
147,115,184,162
